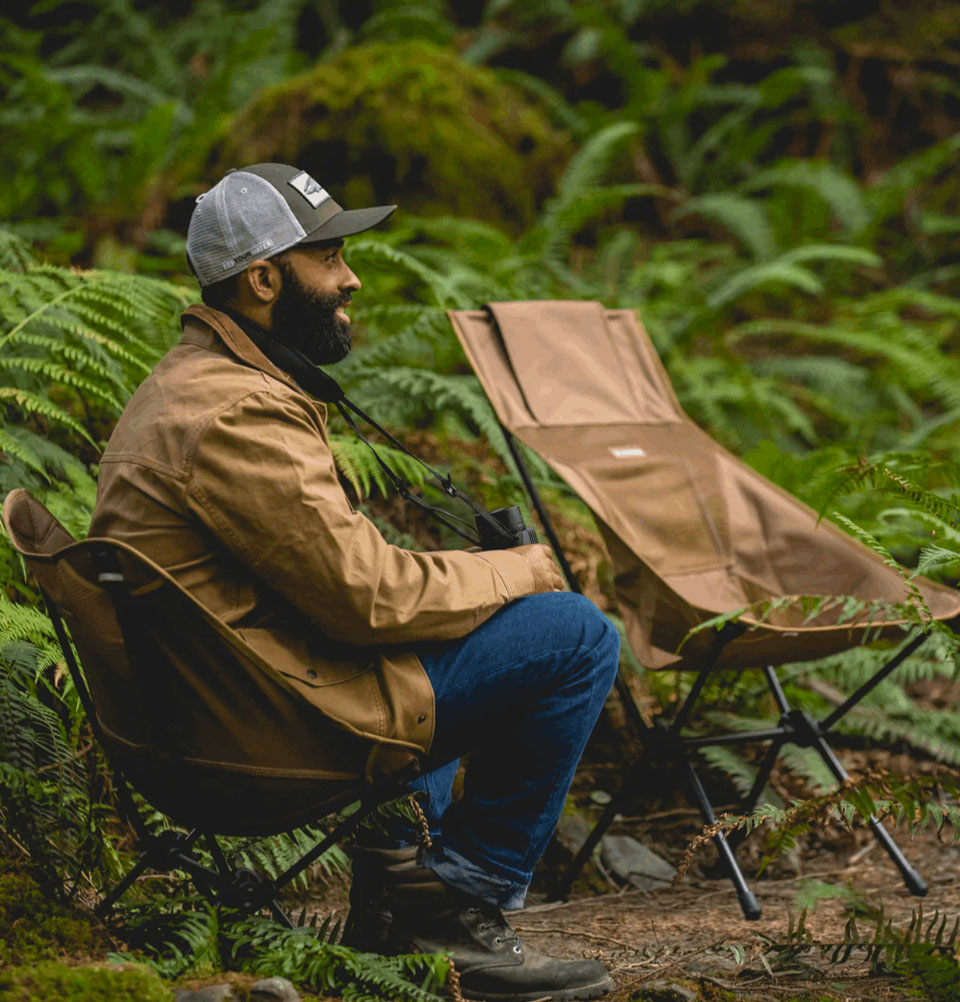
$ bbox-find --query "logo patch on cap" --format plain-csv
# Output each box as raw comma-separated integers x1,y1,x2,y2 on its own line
288,171,331,209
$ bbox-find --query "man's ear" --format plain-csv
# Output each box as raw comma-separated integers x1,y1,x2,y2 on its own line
242,259,282,305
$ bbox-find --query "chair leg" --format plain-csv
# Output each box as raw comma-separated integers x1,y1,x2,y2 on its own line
548,762,641,901
99,828,205,914
724,667,790,852
685,756,762,920
812,734,927,897
96,853,152,916
725,737,784,852
201,833,295,925
271,797,381,896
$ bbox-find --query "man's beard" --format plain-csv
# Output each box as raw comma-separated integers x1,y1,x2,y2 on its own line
272,260,352,365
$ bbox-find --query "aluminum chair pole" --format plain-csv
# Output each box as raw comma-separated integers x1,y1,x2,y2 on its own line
501,426,579,591
549,762,644,902
820,631,927,732
685,758,762,919
811,733,927,896
500,423,651,742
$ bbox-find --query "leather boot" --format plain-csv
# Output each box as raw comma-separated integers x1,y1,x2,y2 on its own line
383,866,613,1002
341,843,420,951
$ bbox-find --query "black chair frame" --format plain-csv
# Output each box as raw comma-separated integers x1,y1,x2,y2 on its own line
40,572,414,930
501,425,937,919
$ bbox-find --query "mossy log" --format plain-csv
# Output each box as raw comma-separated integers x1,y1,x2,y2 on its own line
181,41,572,231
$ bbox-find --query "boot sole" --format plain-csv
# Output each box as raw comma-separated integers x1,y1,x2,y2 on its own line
459,975,614,1001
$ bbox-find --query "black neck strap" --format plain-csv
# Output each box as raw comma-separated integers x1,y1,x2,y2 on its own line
221,309,513,548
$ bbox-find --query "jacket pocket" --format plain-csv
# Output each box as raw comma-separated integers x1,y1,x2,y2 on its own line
236,627,375,688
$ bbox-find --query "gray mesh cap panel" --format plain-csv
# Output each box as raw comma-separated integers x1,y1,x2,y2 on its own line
186,171,306,287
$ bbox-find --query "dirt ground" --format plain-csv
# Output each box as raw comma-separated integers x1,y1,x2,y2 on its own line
510,817,960,1002
310,795,960,1002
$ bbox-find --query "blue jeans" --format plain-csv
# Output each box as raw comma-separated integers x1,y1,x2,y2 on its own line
408,592,619,909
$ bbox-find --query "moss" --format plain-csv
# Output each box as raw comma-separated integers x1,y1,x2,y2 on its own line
0,961,173,1002
189,41,571,232
0,862,104,968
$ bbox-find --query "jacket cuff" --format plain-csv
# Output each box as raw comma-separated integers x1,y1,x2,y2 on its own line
473,548,537,601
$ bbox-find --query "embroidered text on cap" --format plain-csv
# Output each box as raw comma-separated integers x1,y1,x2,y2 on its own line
288,171,331,209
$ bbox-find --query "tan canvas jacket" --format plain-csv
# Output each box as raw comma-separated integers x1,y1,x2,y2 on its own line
90,304,539,762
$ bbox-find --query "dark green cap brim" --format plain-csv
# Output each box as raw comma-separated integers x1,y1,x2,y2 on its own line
301,204,397,243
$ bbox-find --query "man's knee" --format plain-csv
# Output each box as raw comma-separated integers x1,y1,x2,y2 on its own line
546,592,620,685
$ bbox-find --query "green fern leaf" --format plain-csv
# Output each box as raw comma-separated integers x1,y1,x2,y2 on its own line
742,160,869,233
675,193,777,260
707,260,823,309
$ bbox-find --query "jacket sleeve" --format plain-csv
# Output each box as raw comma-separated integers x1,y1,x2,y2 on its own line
183,387,538,644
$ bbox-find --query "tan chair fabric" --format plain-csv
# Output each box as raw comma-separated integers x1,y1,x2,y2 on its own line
448,302,960,671
2,489,389,835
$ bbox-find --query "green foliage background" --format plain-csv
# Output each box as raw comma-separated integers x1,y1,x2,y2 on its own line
2,0,960,996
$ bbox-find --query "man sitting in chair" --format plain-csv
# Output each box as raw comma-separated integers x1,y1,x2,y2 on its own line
90,163,619,1002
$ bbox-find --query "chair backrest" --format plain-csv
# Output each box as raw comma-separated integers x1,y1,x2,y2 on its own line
449,303,960,670
2,489,373,834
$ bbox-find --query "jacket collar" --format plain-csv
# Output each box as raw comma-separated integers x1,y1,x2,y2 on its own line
180,303,301,392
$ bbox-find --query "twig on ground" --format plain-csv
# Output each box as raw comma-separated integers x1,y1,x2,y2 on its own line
512,924,637,950
847,841,878,866
618,940,725,991
593,853,621,892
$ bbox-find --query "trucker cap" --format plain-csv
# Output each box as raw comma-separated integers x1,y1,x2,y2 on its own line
186,162,396,287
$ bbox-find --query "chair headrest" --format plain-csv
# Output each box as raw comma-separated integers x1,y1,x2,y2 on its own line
2,489,76,557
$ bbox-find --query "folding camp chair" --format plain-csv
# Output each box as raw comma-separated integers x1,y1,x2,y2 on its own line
2,489,418,927
448,301,960,919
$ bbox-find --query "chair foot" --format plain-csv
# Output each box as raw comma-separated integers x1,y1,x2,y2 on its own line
736,883,763,921
685,758,763,920
711,831,763,920
813,734,928,898
868,816,928,897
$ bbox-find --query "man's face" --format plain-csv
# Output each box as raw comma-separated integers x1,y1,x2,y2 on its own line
271,243,361,365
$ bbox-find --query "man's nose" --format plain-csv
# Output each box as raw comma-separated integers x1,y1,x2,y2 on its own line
342,266,361,293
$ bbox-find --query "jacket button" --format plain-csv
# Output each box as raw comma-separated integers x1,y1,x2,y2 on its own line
306,669,318,680
417,714,426,723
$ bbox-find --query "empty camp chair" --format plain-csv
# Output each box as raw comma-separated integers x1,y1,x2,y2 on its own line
2,489,417,925
448,301,960,919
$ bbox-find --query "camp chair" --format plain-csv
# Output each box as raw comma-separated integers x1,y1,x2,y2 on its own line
2,488,418,927
448,301,960,919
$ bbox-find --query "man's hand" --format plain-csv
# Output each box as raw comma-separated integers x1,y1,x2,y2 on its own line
515,543,565,594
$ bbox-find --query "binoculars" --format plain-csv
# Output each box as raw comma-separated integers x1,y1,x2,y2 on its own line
476,505,539,550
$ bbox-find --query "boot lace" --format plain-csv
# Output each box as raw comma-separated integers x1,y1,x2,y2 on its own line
466,905,522,951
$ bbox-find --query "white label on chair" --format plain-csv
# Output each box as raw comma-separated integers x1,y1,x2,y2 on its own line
611,447,646,458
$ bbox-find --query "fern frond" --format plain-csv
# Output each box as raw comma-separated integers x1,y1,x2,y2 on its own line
915,544,960,579
328,433,428,501
697,745,760,799
351,367,513,470
707,260,823,309
742,160,869,233
674,193,777,260
0,386,94,442
831,513,932,621
0,356,122,408
0,229,36,272
345,239,461,307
